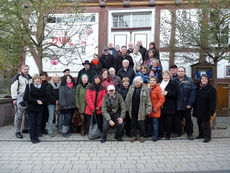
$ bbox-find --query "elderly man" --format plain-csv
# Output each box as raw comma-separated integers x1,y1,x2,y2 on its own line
136,40,147,62
100,46,116,70
116,46,134,72
125,76,152,143
117,59,135,82
108,42,118,59
101,85,126,143
127,42,134,54
11,64,32,139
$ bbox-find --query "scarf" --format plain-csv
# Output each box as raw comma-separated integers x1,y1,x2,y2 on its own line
66,82,74,89
160,80,169,91
50,81,61,89
92,59,99,66
33,83,41,89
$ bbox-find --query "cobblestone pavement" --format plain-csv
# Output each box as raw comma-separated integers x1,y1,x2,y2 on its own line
0,116,230,173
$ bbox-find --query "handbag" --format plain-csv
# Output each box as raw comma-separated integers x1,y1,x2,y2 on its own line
88,112,101,140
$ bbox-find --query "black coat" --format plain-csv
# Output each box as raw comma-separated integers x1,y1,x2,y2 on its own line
117,85,130,101
91,61,102,74
99,53,115,70
59,85,76,110
117,67,135,82
116,54,134,72
46,83,59,105
193,84,216,121
24,83,47,112
161,80,178,114
77,67,98,85
139,45,147,61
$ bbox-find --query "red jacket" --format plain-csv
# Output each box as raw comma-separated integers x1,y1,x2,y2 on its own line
85,88,106,115
149,84,165,118
101,77,114,90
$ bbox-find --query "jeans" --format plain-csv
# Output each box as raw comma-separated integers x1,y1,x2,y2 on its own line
102,112,124,139
62,111,73,133
58,113,63,133
28,111,42,141
152,118,159,140
47,105,58,135
14,104,28,132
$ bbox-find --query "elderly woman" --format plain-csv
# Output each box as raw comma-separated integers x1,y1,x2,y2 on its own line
193,74,216,143
109,67,121,89
76,74,90,136
24,74,46,144
159,71,178,140
125,76,152,143
130,46,143,73
46,74,61,137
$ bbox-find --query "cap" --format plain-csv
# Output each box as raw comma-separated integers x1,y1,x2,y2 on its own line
103,46,109,51
107,85,115,91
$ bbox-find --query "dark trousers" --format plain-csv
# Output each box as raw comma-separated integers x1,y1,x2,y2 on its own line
28,111,42,141
124,112,131,136
80,113,89,134
102,112,124,139
130,112,145,137
95,114,103,133
63,112,73,127
175,109,193,136
197,119,211,140
159,113,174,138
41,105,48,132
145,116,153,137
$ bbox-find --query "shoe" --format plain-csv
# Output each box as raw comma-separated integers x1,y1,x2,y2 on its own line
130,137,137,142
140,137,145,143
22,129,29,133
31,140,37,144
115,136,123,142
153,138,157,142
157,136,162,140
195,135,204,139
101,138,106,143
63,133,71,138
165,136,170,140
39,133,42,137
49,134,55,137
172,134,181,138
15,132,23,139
81,132,85,137
35,139,40,143
188,135,194,140
203,139,211,143
42,130,48,135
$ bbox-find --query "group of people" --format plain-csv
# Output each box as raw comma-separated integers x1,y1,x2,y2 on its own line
11,40,217,144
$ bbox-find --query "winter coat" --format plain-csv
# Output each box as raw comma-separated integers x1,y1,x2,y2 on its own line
110,75,121,89
139,45,147,61
85,85,106,115
102,92,126,121
99,53,115,70
116,54,134,72
23,83,47,112
59,84,76,110
125,84,152,120
109,48,118,59
130,52,143,73
91,60,102,74
161,80,178,114
76,67,98,85
46,82,61,105
149,84,165,118
149,65,163,83
134,72,149,84
11,73,32,100
101,77,114,90
76,83,90,114
117,85,130,101
174,75,196,110
193,84,216,121
117,67,135,82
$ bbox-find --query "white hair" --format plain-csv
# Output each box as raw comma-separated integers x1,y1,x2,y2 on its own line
122,59,129,64
109,67,115,72
133,76,143,83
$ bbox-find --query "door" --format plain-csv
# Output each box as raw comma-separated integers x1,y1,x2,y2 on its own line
112,32,130,48
216,84,229,116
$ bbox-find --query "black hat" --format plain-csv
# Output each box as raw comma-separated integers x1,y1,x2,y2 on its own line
63,69,70,73
169,64,177,69
103,46,109,51
82,60,91,66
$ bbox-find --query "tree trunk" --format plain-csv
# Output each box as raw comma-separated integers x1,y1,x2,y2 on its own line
212,60,218,129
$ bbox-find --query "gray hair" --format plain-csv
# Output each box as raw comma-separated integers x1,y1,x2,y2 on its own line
134,46,140,51
133,76,143,83
122,59,129,64
81,74,88,79
109,67,116,72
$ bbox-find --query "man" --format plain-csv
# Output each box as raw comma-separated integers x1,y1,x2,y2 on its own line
173,66,196,140
11,64,32,139
136,40,147,62
117,60,135,82
108,42,118,60
127,42,134,54
77,60,98,85
116,46,134,72
99,46,115,70
61,69,70,83
125,76,152,143
101,85,126,143
169,64,178,79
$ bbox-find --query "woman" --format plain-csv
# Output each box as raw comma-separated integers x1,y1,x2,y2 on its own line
145,42,160,60
145,49,155,69
59,75,76,138
134,64,149,84
76,74,90,136
149,76,165,142
125,76,152,143
85,75,106,132
46,74,61,137
159,71,178,140
149,59,162,83
91,53,102,74
24,74,46,144
129,46,143,73
100,68,114,90
193,74,216,143
109,67,121,89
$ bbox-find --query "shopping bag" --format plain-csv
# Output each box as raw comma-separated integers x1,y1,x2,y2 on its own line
88,113,101,140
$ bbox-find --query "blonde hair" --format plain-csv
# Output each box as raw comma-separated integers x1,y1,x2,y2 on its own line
50,74,60,83
162,70,172,79
32,74,40,82
122,77,130,83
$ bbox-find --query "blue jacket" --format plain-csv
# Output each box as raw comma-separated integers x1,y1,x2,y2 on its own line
174,75,196,110
133,72,150,84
